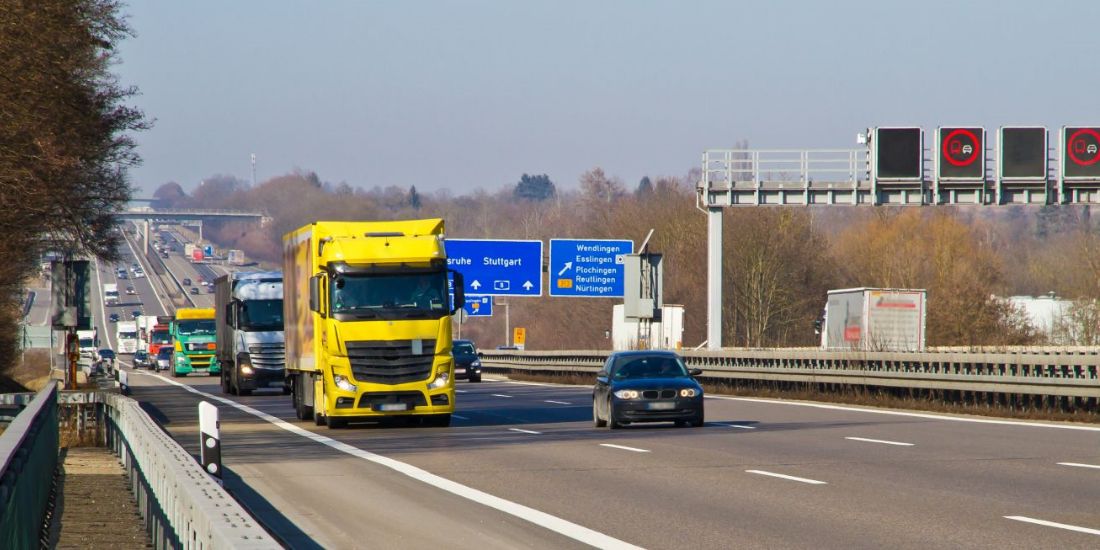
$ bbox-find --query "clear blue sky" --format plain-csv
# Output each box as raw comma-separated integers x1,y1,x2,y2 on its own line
116,0,1099,195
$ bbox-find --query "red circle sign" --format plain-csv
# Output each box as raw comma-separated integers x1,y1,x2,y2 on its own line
941,128,980,167
1067,128,1100,166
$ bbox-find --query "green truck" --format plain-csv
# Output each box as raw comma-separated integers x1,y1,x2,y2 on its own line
172,307,219,377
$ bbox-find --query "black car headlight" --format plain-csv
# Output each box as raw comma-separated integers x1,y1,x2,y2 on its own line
680,388,699,398
613,389,640,399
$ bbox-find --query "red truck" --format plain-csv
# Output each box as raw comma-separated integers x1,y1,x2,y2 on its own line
147,315,174,356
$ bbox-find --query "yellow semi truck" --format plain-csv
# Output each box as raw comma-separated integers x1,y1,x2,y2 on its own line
283,219,464,428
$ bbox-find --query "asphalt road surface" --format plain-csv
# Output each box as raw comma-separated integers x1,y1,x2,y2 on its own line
117,368,1100,549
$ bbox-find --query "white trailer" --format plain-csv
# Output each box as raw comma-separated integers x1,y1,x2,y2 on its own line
822,288,926,352
116,321,139,354
103,283,119,305
612,304,685,351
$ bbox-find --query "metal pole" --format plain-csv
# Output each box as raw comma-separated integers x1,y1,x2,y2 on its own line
706,207,723,349
504,302,510,347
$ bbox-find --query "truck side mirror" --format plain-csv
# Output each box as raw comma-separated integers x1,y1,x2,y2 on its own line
449,270,465,315
309,275,321,313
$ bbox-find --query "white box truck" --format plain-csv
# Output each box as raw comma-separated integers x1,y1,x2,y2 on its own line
821,288,926,352
116,321,139,354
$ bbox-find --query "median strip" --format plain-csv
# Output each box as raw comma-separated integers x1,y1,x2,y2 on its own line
745,470,827,485
599,444,650,453
844,436,914,447
1004,516,1100,536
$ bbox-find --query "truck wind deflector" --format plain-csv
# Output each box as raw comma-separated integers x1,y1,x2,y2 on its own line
365,232,405,237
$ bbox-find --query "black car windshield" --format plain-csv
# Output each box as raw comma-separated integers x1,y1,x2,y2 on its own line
239,299,283,331
331,271,448,320
611,355,688,380
453,342,476,356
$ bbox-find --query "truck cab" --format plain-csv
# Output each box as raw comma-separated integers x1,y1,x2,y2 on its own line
215,272,286,395
171,308,218,376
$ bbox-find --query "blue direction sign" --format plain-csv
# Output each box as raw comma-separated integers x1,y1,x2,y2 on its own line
463,296,493,317
445,239,543,297
549,239,633,297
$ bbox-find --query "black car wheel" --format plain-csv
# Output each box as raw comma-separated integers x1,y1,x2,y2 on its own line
593,398,606,428
469,374,481,383
689,409,705,428
607,400,622,429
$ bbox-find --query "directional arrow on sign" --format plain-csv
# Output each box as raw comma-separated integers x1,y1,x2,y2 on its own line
471,280,481,290
557,262,572,277
522,281,534,291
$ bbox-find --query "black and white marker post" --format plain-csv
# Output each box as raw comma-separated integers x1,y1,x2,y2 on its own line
198,401,222,483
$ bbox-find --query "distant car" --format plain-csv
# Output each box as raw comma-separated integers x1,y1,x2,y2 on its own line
592,351,704,429
98,349,116,374
131,310,142,319
452,339,482,382
155,348,173,371
125,286,136,295
190,287,200,295
182,278,192,286
108,313,120,323
117,270,127,280
133,270,145,279
161,252,169,258
132,350,150,369
206,286,215,294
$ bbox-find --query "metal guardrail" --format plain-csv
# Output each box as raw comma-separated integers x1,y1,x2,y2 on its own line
0,386,274,548
0,381,59,548
480,349,1100,399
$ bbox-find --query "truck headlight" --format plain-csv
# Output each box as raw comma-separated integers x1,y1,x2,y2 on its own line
241,365,254,375
333,374,357,393
428,371,450,389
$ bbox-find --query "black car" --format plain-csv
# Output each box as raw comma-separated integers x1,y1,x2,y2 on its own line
131,310,142,319
592,351,704,429
452,339,482,383
189,287,199,295
155,347,173,371
108,313,120,323
182,277,192,286
133,350,150,369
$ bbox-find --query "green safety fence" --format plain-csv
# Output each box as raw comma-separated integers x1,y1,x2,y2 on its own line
0,381,59,549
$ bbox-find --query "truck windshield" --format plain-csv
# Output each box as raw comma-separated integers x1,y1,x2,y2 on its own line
151,331,171,344
331,271,448,319
119,330,137,339
177,319,215,335
239,299,283,331
79,338,94,348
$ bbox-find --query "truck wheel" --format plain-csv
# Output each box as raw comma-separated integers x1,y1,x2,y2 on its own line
293,377,313,421
172,367,181,378
221,370,231,394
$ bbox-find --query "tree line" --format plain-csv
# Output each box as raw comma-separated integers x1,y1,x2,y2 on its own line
0,1,145,378
153,170,1100,350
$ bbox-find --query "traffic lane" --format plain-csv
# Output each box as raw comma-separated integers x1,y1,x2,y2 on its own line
163,253,215,308
124,372,592,550
122,233,168,316
372,382,1100,548
128,374,1100,548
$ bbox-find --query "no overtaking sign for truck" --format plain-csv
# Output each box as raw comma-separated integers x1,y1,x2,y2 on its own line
549,239,632,297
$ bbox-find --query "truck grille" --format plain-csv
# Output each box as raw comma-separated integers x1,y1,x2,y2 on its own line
345,340,436,384
248,343,285,370
188,353,214,367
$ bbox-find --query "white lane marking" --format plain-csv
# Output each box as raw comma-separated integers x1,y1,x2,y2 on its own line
599,444,650,453
451,414,470,420
708,395,1100,432
1004,516,1100,536
455,389,468,393
1057,462,1100,470
508,428,542,435
845,436,914,447
491,394,513,398
545,400,572,405
746,470,827,485
712,422,756,429
132,371,641,550
123,232,168,315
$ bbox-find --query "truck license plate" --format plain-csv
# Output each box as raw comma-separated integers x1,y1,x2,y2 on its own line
377,403,409,412
646,402,676,410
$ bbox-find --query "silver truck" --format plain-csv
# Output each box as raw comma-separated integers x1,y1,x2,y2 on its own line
214,271,287,395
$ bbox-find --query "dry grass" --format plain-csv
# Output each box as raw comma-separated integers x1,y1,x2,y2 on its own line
490,369,1100,425
11,348,53,391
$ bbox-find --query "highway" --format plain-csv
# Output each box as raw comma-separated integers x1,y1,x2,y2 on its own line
85,227,1100,549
